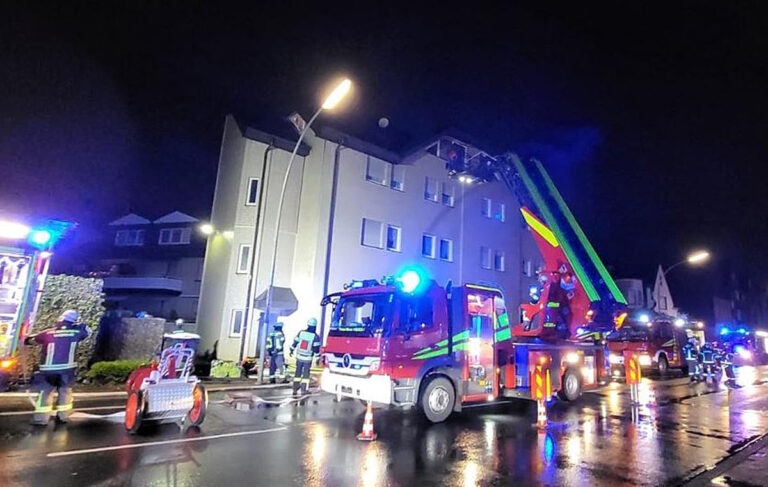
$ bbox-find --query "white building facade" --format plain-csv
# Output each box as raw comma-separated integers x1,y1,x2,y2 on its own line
197,115,541,360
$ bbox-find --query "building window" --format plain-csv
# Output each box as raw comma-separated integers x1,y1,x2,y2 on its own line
494,202,506,222
482,198,492,218
439,238,453,262
424,177,439,202
441,182,455,207
386,225,401,252
422,234,436,259
366,156,389,185
494,251,505,271
481,246,492,269
236,244,251,274
115,229,145,246
159,228,191,245
361,218,384,249
246,178,260,206
229,309,244,337
660,296,668,310
391,165,405,191
522,260,533,277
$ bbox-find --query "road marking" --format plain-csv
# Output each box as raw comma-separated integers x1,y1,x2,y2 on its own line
0,405,124,416
46,427,287,458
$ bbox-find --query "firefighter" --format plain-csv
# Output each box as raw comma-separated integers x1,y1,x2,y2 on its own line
266,321,286,384
716,345,738,389
699,341,718,383
682,336,702,382
26,310,90,425
290,318,321,396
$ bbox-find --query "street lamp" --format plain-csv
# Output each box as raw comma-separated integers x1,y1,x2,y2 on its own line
198,223,214,236
256,77,353,382
663,249,710,276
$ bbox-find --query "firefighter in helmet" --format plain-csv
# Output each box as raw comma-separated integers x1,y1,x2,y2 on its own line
266,321,286,384
682,336,702,382
25,310,90,425
290,318,321,396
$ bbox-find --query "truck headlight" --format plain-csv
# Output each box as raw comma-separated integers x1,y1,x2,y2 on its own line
609,354,622,364
639,355,652,366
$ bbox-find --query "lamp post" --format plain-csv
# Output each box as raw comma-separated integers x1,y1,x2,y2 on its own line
256,78,352,382
663,250,710,276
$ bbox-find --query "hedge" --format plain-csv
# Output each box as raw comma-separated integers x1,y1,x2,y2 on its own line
87,360,147,383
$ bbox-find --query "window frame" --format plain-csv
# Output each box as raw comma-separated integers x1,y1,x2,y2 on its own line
245,177,260,206
114,229,145,247
482,197,492,218
480,246,492,269
229,309,244,338
441,182,455,207
236,244,252,274
424,177,439,203
158,227,191,245
361,218,384,249
522,259,533,277
494,250,505,272
390,165,405,191
365,156,389,186
439,238,453,262
495,202,506,222
386,224,402,252
421,234,436,259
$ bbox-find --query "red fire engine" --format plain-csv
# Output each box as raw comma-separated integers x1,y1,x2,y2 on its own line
0,216,72,390
606,313,693,376
320,155,628,422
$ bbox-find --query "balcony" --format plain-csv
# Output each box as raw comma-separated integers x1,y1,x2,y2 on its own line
102,277,183,294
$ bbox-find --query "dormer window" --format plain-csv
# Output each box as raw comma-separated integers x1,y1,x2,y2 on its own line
115,229,145,246
159,227,191,245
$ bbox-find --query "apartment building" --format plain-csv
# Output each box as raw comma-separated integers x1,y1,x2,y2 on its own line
197,115,541,359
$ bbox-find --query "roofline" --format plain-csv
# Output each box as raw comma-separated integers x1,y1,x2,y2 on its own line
315,126,401,164
232,116,311,156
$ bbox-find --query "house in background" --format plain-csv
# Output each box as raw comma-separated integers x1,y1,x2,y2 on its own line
197,114,546,361
617,266,680,318
68,211,205,322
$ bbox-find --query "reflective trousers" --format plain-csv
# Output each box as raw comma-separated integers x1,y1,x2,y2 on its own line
293,359,312,394
268,353,285,382
32,370,75,424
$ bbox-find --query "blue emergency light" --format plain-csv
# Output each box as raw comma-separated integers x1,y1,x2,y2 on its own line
394,266,428,294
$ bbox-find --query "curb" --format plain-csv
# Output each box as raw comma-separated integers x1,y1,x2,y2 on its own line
0,382,297,400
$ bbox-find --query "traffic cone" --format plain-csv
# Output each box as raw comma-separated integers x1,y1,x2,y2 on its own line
357,401,377,441
536,399,548,429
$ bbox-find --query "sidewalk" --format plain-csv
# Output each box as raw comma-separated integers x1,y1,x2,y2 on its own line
687,433,768,486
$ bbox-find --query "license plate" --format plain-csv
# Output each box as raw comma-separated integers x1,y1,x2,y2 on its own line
341,385,353,394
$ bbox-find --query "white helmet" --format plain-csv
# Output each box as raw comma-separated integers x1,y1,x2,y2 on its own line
58,310,79,323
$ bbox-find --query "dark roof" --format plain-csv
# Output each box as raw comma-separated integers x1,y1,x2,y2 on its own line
232,113,311,156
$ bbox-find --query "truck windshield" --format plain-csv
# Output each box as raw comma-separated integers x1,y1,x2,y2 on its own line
607,325,650,342
329,293,394,337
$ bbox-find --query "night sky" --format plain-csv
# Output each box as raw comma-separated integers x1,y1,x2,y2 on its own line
2,2,767,320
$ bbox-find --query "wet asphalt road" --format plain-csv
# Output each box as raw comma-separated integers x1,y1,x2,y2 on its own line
1,367,768,487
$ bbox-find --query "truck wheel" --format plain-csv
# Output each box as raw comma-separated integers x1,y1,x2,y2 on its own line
125,390,145,434
420,376,455,423
186,384,207,426
657,355,669,376
557,368,582,402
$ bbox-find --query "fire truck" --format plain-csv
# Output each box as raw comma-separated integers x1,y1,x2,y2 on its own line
320,155,627,422
606,313,693,376
0,216,71,390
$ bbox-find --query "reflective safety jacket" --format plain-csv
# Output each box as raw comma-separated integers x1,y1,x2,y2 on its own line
291,330,320,362
682,343,698,361
700,345,716,364
33,324,90,372
266,330,285,355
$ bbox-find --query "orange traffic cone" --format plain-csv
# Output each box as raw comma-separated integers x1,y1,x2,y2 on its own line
357,401,377,441
536,399,548,429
